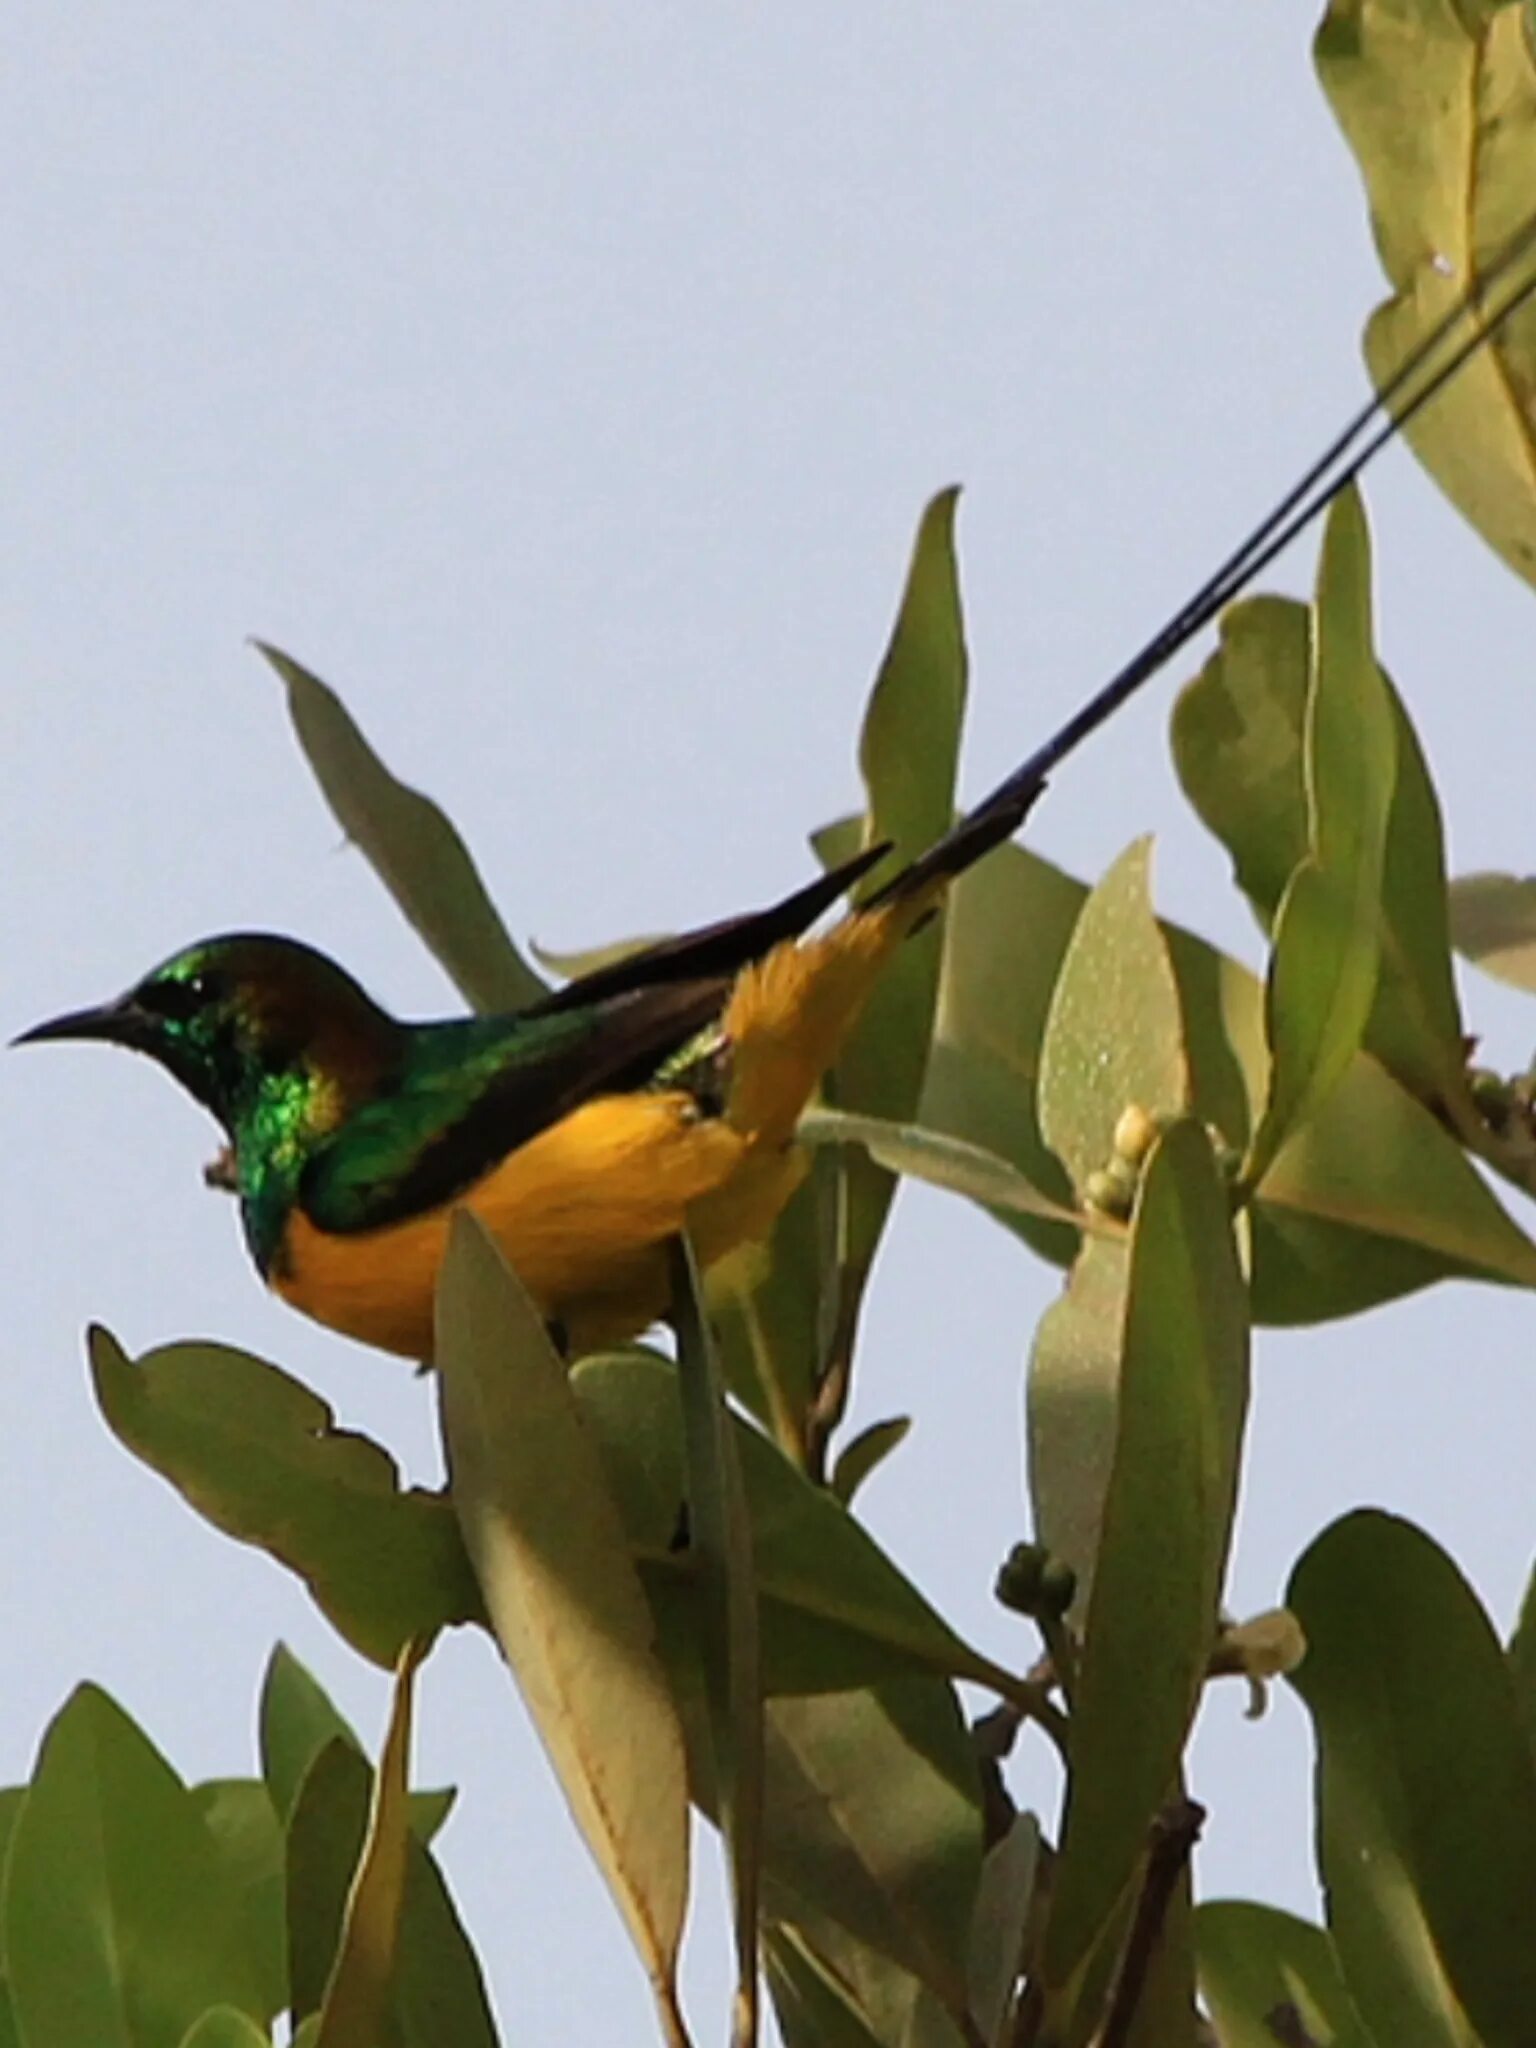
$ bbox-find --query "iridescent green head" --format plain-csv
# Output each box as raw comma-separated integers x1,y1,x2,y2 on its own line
15,933,401,1133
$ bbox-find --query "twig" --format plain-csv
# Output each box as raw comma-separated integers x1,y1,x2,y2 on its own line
1096,1797,1205,2048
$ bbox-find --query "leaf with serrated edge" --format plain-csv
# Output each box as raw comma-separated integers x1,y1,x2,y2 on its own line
262,642,544,1012
436,1214,691,2045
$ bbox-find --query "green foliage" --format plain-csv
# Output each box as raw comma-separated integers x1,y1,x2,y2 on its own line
1289,1513,1536,2048
87,1329,481,1668
22,11,1536,2040
0,1653,494,2048
265,643,545,1014
1316,0,1536,585
434,1212,692,2046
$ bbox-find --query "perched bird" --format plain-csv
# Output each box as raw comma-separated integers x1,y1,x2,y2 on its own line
15,780,1040,1360
23,228,1536,1361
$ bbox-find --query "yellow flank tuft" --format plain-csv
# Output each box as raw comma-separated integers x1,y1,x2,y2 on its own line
721,899,912,1146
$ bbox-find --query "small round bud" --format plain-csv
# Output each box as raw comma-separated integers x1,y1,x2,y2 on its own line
1038,1558,1078,1617
1469,1065,1508,1108
1084,1168,1133,1218
994,1541,1049,1615
1469,1066,1513,1131
1112,1103,1160,1166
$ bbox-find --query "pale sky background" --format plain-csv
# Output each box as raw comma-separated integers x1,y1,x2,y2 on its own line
5,6,1536,2042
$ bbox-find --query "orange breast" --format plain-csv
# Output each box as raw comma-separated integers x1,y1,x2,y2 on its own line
270,906,916,1362
272,1087,804,1360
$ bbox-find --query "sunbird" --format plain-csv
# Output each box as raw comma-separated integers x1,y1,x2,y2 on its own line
19,235,1536,1360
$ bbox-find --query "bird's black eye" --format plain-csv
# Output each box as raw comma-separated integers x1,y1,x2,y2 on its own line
137,970,225,1020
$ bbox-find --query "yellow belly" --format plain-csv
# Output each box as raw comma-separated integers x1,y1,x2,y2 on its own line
272,1088,806,1360
271,899,918,1362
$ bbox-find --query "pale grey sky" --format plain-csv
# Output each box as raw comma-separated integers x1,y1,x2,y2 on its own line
5,7,1536,2041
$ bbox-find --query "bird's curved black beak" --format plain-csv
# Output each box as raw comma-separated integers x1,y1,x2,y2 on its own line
12,996,154,1053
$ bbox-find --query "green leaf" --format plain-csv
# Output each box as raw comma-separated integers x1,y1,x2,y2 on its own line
1043,1123,1249,1986
799,1109,1083,1231
1249,860,1382,1185
966,1812,1039,2047
1450,872,1536,993
257,1645,453,1847
1289,1510,1536,2048
1245,490,1397,1186
1316,0,1536,586
670,1237,763,2045
314,1642,427,2048
1173,593,1465,1104
919,837,1087,1267
252,1646,454,1859
1507,1556,1536,1764
921,832,1263,1261
286,1742,372,2026
0,1788,24,1889
758,1680,983,2017
389,1837,501,2048
1255,1049,1536,1313
189,1782,285,2026
763,1925,892,2048
836,486,968,1126
813,491,971,1457
6,1686,267,2047
176,2012,272,2048
713,1153,840,1454
1038,836,1188,1195
1171,595,1312,917
765,1919,970,2048
1026,1234,1131,1610
847,810,1534,1328
284,1739,498,2047
572,1350,1016,1699
89,1328,480,1669
829,1416,912,1507
435,1215,690,2044
259,1646,356,1823
262,643,545,1013
1196,1900,1375,2048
